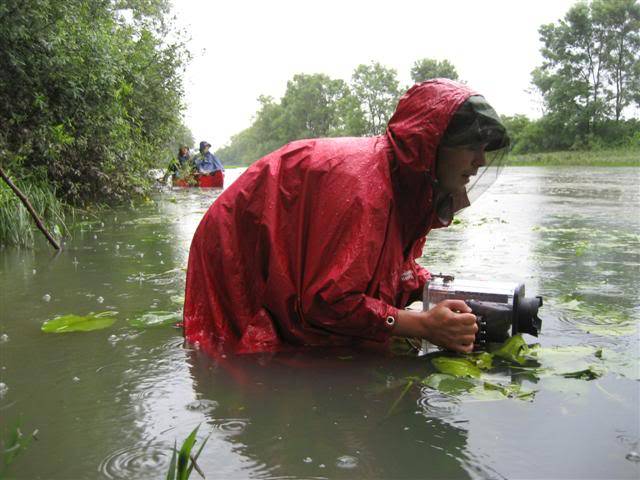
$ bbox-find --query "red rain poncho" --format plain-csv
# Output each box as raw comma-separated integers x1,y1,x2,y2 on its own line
184,79,477,354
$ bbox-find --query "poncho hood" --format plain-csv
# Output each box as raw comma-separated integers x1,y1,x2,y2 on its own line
386,78,477,174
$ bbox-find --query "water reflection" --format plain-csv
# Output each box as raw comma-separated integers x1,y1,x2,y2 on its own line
186,348,482,479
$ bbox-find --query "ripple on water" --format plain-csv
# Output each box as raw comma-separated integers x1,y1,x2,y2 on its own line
185,399,219,413
99,443,169,479
208,418,248,436
336,455,358,469
417,386,461,418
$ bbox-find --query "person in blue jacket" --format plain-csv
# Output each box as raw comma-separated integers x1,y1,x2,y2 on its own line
193,141,224,174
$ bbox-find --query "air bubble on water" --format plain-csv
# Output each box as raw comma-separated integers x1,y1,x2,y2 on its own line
626,451,640,462
156,251,162,256
100,222,105,227
97,296,104,304
72,376,80,382
336,455,358,469
0,382,8,398
319,464,326,469
42,294,51,302
32,269,37,274
303,457,312,464
138,252,144,258
93,235,97,240
160,260,164,265
0,334,8,343
403,426,410,431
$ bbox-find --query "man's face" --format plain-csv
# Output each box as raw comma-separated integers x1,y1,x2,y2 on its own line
436,144,488,193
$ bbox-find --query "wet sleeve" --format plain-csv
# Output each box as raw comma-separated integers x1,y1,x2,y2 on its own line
299,197,399,343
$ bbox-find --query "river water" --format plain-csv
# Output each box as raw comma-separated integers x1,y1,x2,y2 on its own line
1,167,638,479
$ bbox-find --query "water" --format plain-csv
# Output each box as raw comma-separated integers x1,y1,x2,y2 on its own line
1,167,638,479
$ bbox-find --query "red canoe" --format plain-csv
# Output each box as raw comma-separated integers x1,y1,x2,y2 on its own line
173,171,224,188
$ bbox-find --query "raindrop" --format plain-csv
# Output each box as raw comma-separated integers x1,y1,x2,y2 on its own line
0,334,8,343
138,252,144,258
319,464,326,469
627,451,640,463
303,457,313,464
32,269,37,274
336,455,358,469
93,235,98,240
97,296,104,304
156,251,162,256
42,294,51,302
73,376,80,382
0,382,8,398
185,399,219,412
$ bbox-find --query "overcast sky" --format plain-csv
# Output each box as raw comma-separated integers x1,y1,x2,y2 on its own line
171,0,577,148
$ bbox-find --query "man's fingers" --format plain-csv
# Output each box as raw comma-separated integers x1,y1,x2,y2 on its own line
443,299,472,313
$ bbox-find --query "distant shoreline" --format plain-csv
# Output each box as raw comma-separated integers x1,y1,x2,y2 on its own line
507,149,639,167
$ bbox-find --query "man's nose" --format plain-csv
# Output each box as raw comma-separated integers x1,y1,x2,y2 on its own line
473,150,487,167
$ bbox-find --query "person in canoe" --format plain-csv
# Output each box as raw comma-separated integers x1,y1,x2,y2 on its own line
184,79,510,356
191,141,225,187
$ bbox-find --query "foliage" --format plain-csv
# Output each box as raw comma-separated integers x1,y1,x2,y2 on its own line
0,176,67,247
1,418,37,477
166,424,209,480
531,0,640,149
507,148,640,166
217,63,403,165
41,312,118,333
0,0,192,205
410,58,459,83
350,62,401,135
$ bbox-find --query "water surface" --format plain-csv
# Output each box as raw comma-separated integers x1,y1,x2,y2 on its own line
1,167,638,479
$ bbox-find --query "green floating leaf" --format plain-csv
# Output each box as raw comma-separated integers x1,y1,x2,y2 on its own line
41,312,117,333
561,366,604,381
491,334,530,365
423,373,477,394
431,357,481,378
467,351,493,370
128,311,181,328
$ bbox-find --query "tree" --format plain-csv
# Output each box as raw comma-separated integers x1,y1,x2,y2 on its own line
410,58,459,83
0,0,190,204
350,62,401,135
532,0,640,148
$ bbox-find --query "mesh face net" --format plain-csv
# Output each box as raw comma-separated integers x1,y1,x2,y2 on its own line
440,95,510,204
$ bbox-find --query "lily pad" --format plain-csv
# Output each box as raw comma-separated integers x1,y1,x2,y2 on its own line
128,311,181,328
423,373,477,394
491,334,530,364
42,312,117,333
431,357,481,378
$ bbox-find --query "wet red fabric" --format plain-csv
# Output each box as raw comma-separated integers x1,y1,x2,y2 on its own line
184,79,476,354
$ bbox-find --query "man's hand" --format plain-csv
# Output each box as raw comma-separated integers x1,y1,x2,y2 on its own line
394,299,478,353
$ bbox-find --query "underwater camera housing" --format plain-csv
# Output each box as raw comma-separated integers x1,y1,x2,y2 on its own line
421,275,542,352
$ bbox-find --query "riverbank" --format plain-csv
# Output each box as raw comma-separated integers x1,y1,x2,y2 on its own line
508,149,639,166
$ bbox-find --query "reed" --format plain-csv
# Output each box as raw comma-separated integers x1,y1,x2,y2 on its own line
0,179,68,248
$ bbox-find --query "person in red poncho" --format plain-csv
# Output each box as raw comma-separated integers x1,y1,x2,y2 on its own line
184,79,510,356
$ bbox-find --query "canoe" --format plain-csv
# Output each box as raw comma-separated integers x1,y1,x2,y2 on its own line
173,171,224,188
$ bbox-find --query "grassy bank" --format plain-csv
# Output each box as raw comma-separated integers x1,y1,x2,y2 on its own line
0,180,68,248
508,149,639,166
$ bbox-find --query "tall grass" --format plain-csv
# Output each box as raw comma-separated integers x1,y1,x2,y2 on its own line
507,149,640,167
0,179,68,248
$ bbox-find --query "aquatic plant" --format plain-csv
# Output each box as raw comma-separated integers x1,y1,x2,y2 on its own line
0,418,37,477
41,312,118,333
166,425,210,480
0,179,68,247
